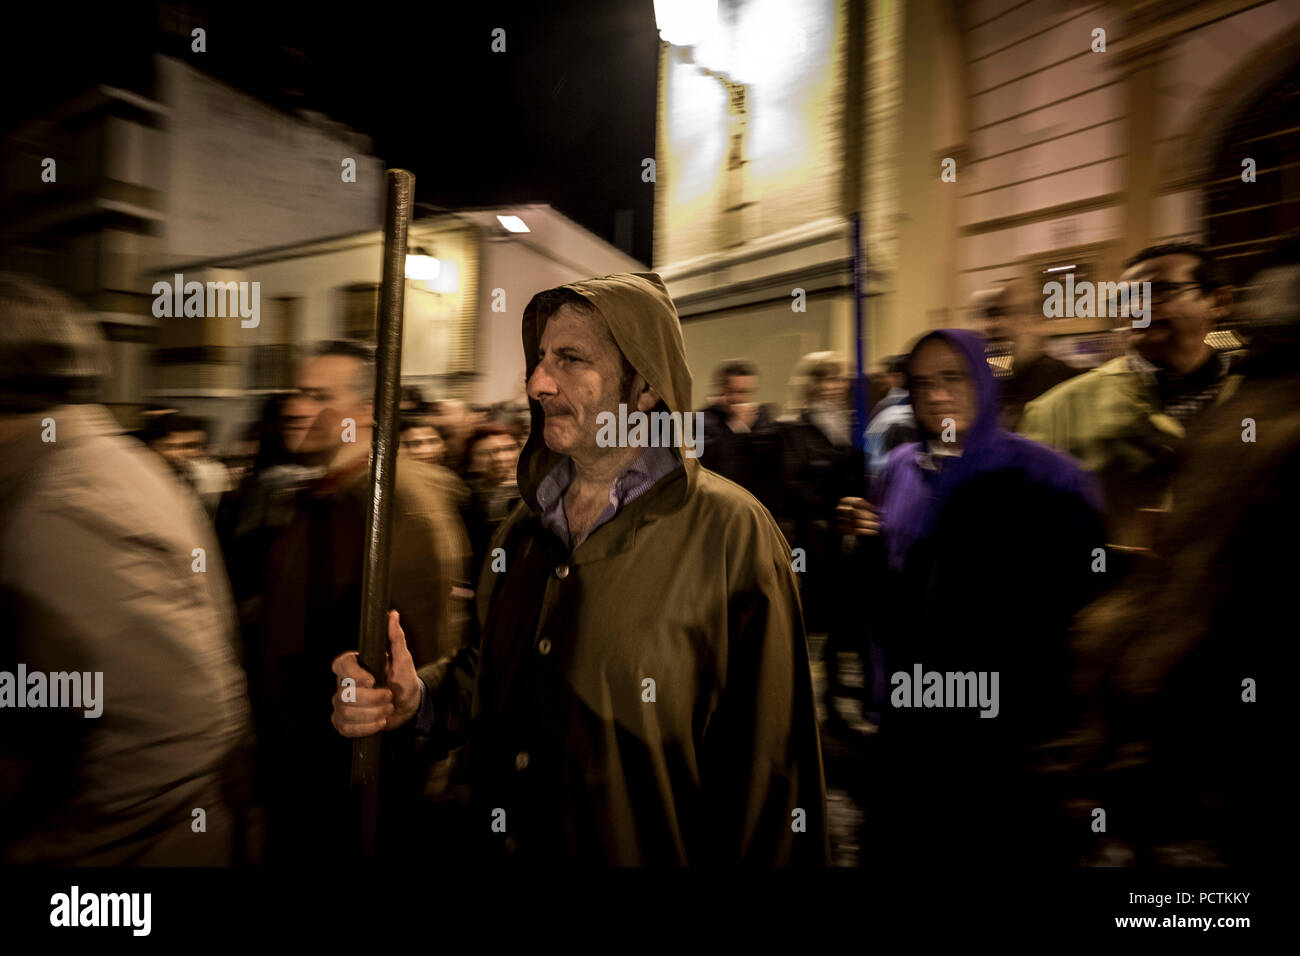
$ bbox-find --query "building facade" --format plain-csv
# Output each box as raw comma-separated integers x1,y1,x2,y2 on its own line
144,203,643,445
653,0,1300,408
1,54,384,424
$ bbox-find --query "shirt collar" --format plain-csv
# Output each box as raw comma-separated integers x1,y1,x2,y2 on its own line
536,446,681,549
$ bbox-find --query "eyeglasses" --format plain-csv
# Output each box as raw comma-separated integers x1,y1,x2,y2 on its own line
1147,280,1202,303
1107,280,1202,314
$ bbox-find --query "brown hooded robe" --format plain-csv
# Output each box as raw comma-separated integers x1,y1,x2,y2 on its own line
411,272,828,864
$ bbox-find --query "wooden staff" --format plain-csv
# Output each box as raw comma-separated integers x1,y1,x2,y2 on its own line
351,168,415,860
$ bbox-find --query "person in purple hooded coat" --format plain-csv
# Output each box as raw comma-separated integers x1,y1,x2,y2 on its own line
839,329,1106,867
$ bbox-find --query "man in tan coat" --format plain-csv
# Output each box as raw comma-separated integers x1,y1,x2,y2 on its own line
332,273,828,864
0,274,253,865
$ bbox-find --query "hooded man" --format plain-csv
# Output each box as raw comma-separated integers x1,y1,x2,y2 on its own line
838,329,1105,867
330,273,828,865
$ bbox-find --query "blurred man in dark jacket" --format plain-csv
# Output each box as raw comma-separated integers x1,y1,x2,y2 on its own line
975,278,1081,431
698,359,782,514
779,353,867,733
0,274,253,865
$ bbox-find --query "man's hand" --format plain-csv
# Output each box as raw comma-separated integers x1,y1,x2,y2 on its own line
729,402,758,432
836,497,880,536
330,610,422,737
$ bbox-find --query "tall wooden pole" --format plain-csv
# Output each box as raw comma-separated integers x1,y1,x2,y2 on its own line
351,168,415,861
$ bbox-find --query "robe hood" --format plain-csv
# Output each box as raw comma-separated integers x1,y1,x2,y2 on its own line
517,272,699,510
879,328,1100,571
904,328,1001,446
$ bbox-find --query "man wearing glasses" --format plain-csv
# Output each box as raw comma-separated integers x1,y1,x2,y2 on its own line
1020,243,1239,554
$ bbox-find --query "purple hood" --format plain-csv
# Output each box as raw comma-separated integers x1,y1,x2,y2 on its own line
873,329,1099,571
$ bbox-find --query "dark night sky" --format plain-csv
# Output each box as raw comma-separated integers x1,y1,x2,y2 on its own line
2,1,661,263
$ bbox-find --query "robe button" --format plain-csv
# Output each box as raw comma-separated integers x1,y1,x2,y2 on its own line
555,564,570,579
515,750,530,770
538,638,552,656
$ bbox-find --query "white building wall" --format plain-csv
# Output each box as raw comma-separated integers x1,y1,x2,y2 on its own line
156,55,384,267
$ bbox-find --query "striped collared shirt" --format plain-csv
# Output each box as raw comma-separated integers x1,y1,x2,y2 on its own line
535,445,681,550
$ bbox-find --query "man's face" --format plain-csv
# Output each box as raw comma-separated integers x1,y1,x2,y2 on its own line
721,374,757,411
981,303,1014,347
470,433,519,485
527,304,633,461
401,425,444,465
153,430,205,472
1122,254,1223,365
282,355,372,456
980,283,1033,348
909,338,977,439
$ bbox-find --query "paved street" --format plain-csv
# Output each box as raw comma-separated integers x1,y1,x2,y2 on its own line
807,634,874,868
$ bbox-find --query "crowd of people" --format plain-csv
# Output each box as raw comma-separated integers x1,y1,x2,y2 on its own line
0,239,1287,867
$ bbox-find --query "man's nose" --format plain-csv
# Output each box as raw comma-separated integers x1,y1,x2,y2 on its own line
527,362,556,401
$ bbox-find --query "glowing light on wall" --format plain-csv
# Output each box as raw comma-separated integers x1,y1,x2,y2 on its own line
404,254,440,280
654,0,719,47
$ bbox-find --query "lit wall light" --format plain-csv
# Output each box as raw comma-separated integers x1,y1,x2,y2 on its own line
496,215,530,233
432,259,461,294
405,254,440,280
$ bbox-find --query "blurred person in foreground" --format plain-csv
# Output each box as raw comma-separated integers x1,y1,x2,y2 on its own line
0,274,253,865
330,273,827,864
974,278,1081,431
248,340,470,865
698,359,783,514
1020,243,1239,555
1062,254,1300,867
838,329,1105,867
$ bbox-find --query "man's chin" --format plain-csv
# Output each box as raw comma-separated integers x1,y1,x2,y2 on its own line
541,421,575,455
1133,333,1170,361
